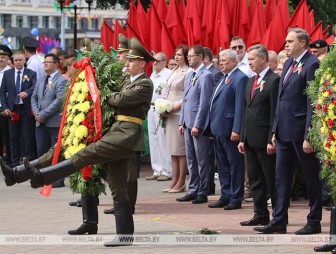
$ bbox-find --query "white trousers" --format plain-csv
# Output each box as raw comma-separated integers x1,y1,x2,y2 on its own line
147,106,172,176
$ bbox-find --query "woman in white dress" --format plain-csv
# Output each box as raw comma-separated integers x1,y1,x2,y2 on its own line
162,45,192,193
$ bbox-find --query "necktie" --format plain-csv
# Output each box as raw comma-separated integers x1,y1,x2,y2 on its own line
210,74,228,109
43,75,50,95
15,70,21,104
190,71,196,86
250,75,260,99
284,60,296,84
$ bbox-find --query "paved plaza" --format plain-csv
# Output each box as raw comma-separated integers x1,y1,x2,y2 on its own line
0,162,331,253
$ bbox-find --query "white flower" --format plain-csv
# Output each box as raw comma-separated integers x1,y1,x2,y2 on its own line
154,98,173,114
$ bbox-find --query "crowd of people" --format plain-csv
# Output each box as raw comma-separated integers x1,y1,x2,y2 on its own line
0,27,333,249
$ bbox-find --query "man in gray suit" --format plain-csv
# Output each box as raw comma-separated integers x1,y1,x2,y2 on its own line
31,53,67,186
177,45,215,204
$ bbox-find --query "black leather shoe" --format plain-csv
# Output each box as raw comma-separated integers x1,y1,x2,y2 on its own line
224,203,241,210
295,224,321,235
104,208,115,214
69,198,82,207
0,157,15,186
240,216,269,226
314,244,336,252
254,224,287,234
192,195,208,204
68,223,97,235
208,200,228,208
176,194,197,202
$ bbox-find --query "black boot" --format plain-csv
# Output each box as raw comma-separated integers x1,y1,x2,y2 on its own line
69,198,82,207
0,157,40,186
314,207,336,252
68,195,98,235
24,158,77,188
104,181,137,215
104,201,134,247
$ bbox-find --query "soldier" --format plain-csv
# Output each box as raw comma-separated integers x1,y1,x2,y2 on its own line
0,37,156,247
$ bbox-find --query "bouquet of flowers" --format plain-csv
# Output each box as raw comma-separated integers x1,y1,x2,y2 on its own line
154,98,173,134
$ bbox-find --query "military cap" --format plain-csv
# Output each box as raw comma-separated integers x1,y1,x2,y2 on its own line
22,36,39,49
126,37,156,62
309,39,328,49
0,45,12,57
117,34,129,52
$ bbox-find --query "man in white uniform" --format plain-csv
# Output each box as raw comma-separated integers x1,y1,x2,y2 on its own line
22,37,44,83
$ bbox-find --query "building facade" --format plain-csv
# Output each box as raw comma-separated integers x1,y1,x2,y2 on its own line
0,0,127,52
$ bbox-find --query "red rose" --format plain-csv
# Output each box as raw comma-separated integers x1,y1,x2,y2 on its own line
323,106,328,112
86,95,92,100
87,112,94,118
87,123,93,128
88,128,95,134
326,142,331,148
333,99,336,105
328,119,334,127
10,112,20,123
316,104,322,110
325,160,332,167
329,89,333,96
329,133,335,141
324,80,329,87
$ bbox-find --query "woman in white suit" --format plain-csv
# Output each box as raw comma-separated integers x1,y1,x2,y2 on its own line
162,45,192,193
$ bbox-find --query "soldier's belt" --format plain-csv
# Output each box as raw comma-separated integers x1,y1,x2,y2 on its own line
115,115,143,125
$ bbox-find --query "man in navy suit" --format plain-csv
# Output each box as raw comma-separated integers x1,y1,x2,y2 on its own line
0,51,37,167
204,49,248,210
254,28,322,234
238,44,279,225
203,47,224,195
177,45,215,204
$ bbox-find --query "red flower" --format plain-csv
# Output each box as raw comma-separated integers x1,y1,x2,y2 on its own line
324,80,329,87
325,160,332,167
88,134,94,143
10,112,20,123
333,99,336,105
88,128,95,134
87,123,93,128
328,119,334,127
87,112,94,118
323,106,328,112
316,104,322,110
329,133,335,141
329,89,333,96
326,142,331,148
86,95,92,100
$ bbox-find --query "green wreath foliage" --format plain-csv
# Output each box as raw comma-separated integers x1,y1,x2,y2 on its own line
307,47,336,199
67,44,124,195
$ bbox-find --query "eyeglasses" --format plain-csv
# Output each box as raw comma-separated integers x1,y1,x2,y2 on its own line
187,54,200,58
43,61,57,64
154,59,165,62
231,45,244,50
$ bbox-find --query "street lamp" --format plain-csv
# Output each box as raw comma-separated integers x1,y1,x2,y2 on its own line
57,0,94,52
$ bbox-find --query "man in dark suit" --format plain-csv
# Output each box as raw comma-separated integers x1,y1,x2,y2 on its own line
0,37,156,247
205,49,247,210
203,47,224,195
0,51,36,167
177,45,215,204
238,44,279,226
31,53,67,188
254,28,322,234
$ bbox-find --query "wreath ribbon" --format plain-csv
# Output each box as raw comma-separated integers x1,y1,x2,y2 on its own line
40,57,102,196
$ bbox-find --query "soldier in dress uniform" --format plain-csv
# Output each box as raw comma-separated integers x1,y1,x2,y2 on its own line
0,37,156,247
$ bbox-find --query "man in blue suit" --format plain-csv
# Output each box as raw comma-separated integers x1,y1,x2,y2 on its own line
0,51,37,167
254,28,322,234
31,53,67,187
177,45,215,204
204,49,248,210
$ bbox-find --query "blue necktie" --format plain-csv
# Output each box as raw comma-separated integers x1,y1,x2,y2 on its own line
15,70,21,104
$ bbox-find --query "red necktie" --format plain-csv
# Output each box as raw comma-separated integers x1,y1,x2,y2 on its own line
284,60,296,84
250,75,259,99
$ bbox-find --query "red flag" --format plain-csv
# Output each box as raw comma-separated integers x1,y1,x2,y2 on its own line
309,21,324,43
136,0,148,46
166,0,186,45
152,0,167,20
185,17,194,46
184,0,202,44
201,0,216,47
260,21,273,50
231,0,250,41
308,9,315,32
327,35,335,45
161,20,176,58
148,4,162,53
265,0,277,27
100,21,114,52
246,0,266,48
213,0,230,54
288,0,311,33
112,20,126,50
179,0,185,19
126,1,144,43
249,0,257,24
